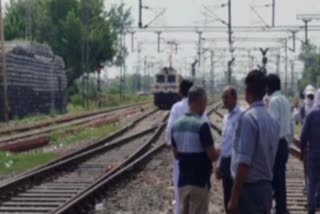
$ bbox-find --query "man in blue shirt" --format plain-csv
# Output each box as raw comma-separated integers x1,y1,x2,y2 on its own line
228,70,279,214
216,86,244,211
172,85,220,214
300,89,320,214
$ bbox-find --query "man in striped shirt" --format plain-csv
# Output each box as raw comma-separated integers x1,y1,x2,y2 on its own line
172,85,220,214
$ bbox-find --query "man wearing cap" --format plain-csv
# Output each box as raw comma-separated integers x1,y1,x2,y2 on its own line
293,85,316,124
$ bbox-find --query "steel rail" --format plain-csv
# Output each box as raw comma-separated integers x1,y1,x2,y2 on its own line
0,108,159,186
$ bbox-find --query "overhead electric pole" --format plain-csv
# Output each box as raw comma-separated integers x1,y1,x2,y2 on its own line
291,60,295,96
227,0,233,85
284,39,288,94
303,18,311,45
210,50,215,96
0,0,8,122
139,0,143,28
272,0,275,27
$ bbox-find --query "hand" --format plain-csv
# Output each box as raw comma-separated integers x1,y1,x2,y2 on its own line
227,198,239,214
215,167,223,180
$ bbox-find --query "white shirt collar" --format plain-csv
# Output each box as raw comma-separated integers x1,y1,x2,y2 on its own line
270,90,281,98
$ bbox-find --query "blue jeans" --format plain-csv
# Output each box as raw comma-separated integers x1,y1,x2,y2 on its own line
307,158,320,214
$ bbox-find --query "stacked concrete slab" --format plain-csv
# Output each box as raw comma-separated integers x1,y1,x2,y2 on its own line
0,42,67,120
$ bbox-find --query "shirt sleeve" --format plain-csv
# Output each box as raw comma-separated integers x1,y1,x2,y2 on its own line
268,99,280,123
166,106,177,145
300,113,311,149
199,123,214,149
237,114,257,166
201,112,210,123
292,108,302,124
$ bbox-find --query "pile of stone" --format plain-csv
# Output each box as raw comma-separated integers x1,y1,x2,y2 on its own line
0,42,67,120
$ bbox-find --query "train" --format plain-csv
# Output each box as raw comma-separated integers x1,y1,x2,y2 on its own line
152,67,183,109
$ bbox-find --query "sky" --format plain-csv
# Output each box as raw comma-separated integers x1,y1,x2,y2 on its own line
103,0,320,83
6,0,320,82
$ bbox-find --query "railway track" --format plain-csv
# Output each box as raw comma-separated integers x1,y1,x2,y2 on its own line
0,103,222,214
0,103,149,136
0,110,168,214
0,103,151,152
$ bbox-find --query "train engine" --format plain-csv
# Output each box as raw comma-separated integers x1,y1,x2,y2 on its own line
153,67,182,110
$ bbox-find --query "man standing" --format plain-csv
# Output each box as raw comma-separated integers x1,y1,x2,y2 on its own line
228,70,279,214
266,74,293,214
293,85,316,124
300,89,320,214
166,80,208,214
172,85,220,214
216,86,244,211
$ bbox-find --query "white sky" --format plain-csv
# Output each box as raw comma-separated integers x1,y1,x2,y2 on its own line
6,0,320,82
103,0,320,83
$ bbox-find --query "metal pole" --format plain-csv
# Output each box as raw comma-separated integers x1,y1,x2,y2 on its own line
157,32,161,53
144,57,147,92
210,50,215,96
291,60,295,96
139,0,142,28
284,39,288,94
197,32,202,67
228,0,232,85
304,19,310,45
272,0,275,27
276,55,280,75
0,0,8,122
131,32,135,52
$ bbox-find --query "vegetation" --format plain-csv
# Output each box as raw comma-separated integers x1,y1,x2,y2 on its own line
0,121,120,175
4,0,132,87
0,151,57,175
50,123,118,147
298,43,320,91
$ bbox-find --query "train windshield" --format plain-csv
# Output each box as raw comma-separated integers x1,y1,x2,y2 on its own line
168,75,176,83
156,75,165,83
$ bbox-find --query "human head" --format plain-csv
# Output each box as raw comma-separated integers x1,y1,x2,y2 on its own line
222,86,238,112
266,73,281,95
179,80,194,98
188,85,207,115
304,85,315,101
244,69,266,105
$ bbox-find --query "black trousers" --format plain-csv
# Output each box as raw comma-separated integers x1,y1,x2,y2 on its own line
220,157,233,211
272,138,289,214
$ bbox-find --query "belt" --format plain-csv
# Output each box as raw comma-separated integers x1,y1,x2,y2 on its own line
243,180,271,187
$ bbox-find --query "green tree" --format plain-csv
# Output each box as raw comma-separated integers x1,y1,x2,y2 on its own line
298,43,320,90
4,0,132,88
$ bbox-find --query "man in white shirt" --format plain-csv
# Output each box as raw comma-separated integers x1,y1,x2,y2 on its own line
215,86,244,211
166,80,209,214
266,74,293,214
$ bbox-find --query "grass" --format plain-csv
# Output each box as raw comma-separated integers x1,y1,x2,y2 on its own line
295,123,302,137
0,123,119,176
0,151,58,175
50,123,119,147
0,94,151,129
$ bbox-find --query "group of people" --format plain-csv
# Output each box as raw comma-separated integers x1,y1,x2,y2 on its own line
165,69,320,214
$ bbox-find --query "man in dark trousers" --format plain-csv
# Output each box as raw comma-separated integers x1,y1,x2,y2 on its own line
228,70,279,214
266,74,293,214
300,89,320,214
216,86,244,211
171,85,220,214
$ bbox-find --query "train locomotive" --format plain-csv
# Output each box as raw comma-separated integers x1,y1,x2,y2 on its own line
153,67,183,109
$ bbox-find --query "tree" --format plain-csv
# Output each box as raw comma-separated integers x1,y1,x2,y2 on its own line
298,43,320,90
4,0,132,88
